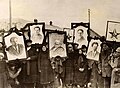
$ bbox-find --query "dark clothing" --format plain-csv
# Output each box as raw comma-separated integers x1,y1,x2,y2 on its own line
99,50,112,88
74,54,88,86
39,50,54,84
100,51,112,77
64,51,75,85
24,47,39,83
0,61,8,88
88,60,100,88
110,55,120,88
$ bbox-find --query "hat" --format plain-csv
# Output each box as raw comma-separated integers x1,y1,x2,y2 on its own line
116,47,120,53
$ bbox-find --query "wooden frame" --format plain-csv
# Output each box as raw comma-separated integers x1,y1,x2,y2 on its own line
86,39,102,61
106,21,120,42
63,28,74,43
3,27,27,61
22,21,45,44
71,22,89,48
48,31,67,58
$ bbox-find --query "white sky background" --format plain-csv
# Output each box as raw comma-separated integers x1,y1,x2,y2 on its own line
0,0,120,35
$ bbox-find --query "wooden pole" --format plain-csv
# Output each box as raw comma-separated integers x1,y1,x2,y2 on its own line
9,0,12,29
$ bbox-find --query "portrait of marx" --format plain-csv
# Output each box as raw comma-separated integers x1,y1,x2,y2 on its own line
49,32,67,58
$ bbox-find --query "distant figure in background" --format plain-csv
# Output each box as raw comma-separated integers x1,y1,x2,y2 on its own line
31,26,44,44
7,37,23,56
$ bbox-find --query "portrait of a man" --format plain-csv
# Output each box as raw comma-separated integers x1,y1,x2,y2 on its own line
49,32,67,58
50,39,65,56
30,25,44,44
74,26,88,48
7,37,23,56
87,40,101,61
4,33,27,60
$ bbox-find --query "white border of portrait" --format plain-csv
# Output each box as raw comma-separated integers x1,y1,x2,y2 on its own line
30,24,44,44
48,32,67,58
106,21,120,42
4,33,27,61
63,28,74,43
74,26,88,48
86,39,102,61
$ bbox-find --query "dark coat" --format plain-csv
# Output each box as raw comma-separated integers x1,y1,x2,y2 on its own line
100,51,112,77
74,54,88,86
64,51,75,84
39,50,54,84
0,60,8,88
23,46,39,83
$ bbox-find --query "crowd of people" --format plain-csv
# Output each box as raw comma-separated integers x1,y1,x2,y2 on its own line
0,37,120,88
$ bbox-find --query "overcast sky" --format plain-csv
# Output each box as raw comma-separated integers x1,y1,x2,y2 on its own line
0,0,120,35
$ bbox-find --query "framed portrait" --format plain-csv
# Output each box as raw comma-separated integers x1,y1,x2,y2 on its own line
106,21,120,42
86,39,102,61
74,26,88,48
4,32,27,61
48,31,67,58
63,28,74,43
30,24,45,44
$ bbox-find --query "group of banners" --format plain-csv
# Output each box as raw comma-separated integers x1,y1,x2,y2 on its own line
1,20,120,61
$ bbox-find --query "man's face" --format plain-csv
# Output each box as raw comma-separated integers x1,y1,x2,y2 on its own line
68,44,73,51
0,55,4,61
79,49,83,54
102,44,109,51
74,45,78,50
34,28,40,34
11,38,18,45
92,44,98,51
54,40,61,48
42,46,46,51
78,29,83,37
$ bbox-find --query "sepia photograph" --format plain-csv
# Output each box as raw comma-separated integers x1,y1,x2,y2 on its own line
49,32,67,58
4,33,27,60
30,24,44,44
87,39,102,61
74,26,88,48
1,0,120,88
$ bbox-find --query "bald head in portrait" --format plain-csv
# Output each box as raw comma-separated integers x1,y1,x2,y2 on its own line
7,37,23,56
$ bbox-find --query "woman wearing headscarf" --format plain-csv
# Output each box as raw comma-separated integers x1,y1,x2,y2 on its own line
74,48,88,88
